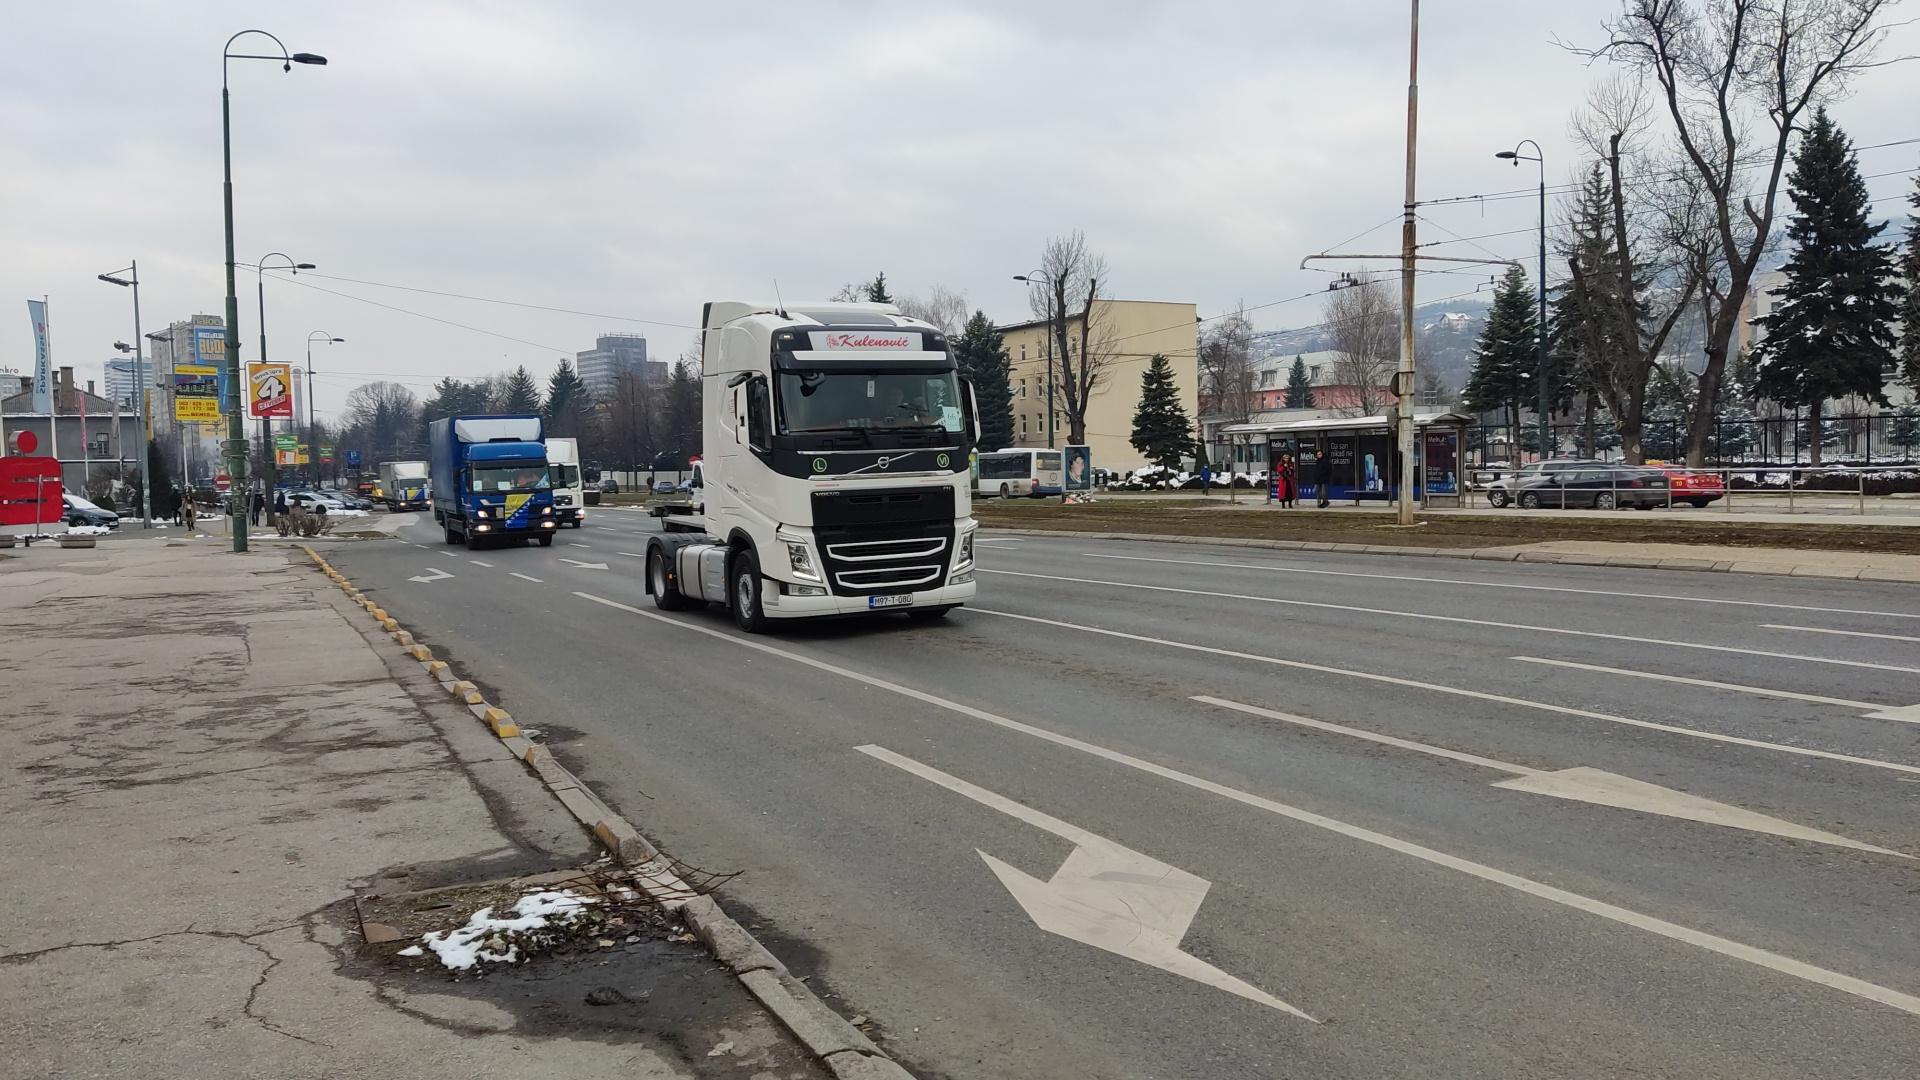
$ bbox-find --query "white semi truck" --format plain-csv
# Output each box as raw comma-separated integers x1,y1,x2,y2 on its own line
644,301,979,631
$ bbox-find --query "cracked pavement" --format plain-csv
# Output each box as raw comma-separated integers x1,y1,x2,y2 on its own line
0,541,825,1079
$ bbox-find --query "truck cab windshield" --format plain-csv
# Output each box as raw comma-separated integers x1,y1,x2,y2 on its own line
469,462,551,493
777,369,963,436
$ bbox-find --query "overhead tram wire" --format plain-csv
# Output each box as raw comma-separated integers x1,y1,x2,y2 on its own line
243,263,699,329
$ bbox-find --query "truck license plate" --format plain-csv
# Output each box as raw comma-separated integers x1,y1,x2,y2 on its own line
868,594,914,609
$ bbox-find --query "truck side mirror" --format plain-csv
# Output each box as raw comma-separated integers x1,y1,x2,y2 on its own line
959,378,980,444
745,376,772,453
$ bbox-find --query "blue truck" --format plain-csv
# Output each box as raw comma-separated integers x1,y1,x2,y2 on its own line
428,414,558,547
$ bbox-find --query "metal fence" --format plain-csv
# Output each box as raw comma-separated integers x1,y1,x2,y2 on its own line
1466,411,1920,468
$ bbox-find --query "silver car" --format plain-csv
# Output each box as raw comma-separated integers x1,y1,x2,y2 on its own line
1484,459,1607,508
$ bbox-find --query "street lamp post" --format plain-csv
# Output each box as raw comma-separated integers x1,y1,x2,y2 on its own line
255,253,314,502
306,332,343,488
1497,140,1549,459
96,263,150,527
223,30,326,552
1012,272,1058,450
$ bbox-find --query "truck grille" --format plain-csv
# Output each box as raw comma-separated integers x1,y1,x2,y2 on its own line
815,526,953,596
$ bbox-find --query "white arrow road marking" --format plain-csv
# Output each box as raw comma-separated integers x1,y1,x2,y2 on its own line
558,558,609,570
855,744,1314,1020
408,567,454,584
570,591,1920,1019
976,568,1920,675
1511,656,1920,725
973,607,1920,778
1762,623,1920,644
1193,696,1906,858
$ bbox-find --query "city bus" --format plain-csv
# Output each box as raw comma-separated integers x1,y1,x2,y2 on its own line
974,447,1063,498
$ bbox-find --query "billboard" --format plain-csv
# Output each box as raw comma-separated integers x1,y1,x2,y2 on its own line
1063,444,1091,492
173,326,225,421
247,362,294,419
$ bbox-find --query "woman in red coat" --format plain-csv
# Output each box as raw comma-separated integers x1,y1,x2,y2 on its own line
1276,452,1298,508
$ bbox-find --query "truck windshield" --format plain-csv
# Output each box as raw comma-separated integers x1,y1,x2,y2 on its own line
469,462,551,493
776,369,963,435
552,465,580,489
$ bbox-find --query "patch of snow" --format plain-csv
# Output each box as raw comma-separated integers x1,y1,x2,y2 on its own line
397,945,423,957
417,889,596,971
64,525,112,536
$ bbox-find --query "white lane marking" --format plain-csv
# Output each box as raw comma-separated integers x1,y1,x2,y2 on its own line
558,558,609,570
970,608,1920,778
616,551,646,559
1510,656,1920,724
858,744,1314,1019
407,567,454,584
1194,696,1904,857
1077,551,1920,621
469,559,494,568
569,542,593,548
436,549,462,557
1763,623,1920,644
977,568,1920,676
509,572,543,583
568,591,1920,1019
974,537,1024,544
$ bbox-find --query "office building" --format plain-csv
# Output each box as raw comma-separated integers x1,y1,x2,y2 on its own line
576,333,663,397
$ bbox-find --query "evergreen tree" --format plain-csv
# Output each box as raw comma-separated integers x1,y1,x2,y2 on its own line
864,272,893,305
953,310,1014,451
1888,406,1920,460
544,357,591,437
1902,175,1920,393
1752,108,1900,466
660,359,702,465
1129,354,1196,469
499,365,543,413
1462,265,1538,450
1285,355,1315,408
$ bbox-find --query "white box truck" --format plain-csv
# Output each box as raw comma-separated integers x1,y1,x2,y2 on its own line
644,301,979,631
544,436,586,528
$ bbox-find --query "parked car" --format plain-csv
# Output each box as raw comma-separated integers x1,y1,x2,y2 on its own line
1656,465,1726,507
286,491,347,512
652,480,677,495
598,478,620,494
62,493,120,529
334,491,376,511
1485,459,1608,508
1511,465,1670,510
676,477,695,494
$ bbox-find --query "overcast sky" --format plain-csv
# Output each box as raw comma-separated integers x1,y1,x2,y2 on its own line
4,1,1916,419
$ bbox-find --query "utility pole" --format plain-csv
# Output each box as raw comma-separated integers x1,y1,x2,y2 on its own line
1395,0,1420,527
97,262,151,526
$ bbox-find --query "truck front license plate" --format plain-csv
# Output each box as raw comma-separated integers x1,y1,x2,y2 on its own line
869,594,914,609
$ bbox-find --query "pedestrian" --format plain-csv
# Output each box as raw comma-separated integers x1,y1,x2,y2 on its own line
250,489,265,527
182,496,197,532
272,489,288,531
1200,464,1212,497
1278,452,1298,508
1313,449,1333,508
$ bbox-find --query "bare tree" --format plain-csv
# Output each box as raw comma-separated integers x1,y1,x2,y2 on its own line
1198,303,1258,424
1027,231,1114,445
342,381,420,462
896,285,969,336
1577,0,1908,465
1324,276,1398,416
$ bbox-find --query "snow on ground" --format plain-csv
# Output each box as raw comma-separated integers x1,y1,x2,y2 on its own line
417,889,597,971
64,525,112,536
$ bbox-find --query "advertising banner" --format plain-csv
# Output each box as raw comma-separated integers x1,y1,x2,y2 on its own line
274,433,298,451
247,362,294,419
175,396,220,423
1423,430,1460,496
25,300,52,415
1063,444,1091,491
319,444,334,464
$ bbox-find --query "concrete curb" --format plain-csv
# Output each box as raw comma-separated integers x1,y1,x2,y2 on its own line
299,546,915,1079
977,527,1920,581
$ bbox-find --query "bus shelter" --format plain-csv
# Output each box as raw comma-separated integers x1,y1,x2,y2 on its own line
1219,409,1472,508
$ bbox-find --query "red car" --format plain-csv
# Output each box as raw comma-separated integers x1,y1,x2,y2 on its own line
1657,465,1725,507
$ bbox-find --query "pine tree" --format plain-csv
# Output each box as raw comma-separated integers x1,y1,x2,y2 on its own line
864,272,892,305
1901,175,1920,393
1888,406,1920,460
501,365,543,413
544,357,590,437
1285,355,1315,408
1462,265,1538,450
1753,108,1900,466
1130,354,1196,469
953,310,1014,451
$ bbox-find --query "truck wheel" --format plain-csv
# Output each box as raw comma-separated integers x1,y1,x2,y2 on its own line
537,534,554,547
650,547,695,611
445,523,461,546
730,549,769,633
906,605,954,622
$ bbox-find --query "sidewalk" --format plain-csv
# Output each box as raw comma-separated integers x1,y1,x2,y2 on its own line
0,541,825,1079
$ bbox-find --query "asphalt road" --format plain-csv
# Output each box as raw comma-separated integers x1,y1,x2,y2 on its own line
326,508,1920,1079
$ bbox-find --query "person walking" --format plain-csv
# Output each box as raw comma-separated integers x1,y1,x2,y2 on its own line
249,488,265,527
272,490,289,535
182,495,197,532
1313,449,1333,508
1277,452,1298,508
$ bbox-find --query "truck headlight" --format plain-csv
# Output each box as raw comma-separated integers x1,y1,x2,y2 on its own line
954,523,977,571
474,506,490,519
776,528,820,581
542,505,554,516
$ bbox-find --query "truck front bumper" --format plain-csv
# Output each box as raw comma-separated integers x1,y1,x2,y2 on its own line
760,578,976,619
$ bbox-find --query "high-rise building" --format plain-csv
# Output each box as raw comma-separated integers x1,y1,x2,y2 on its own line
103,357,149,408
576,333,662,397
145,315,224,425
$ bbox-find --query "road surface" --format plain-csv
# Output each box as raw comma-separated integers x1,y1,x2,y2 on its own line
326,508,1920,1079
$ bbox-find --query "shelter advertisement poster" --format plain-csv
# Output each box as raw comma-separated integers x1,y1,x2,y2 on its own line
1064,445,1091,491
1423,430,1459,496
